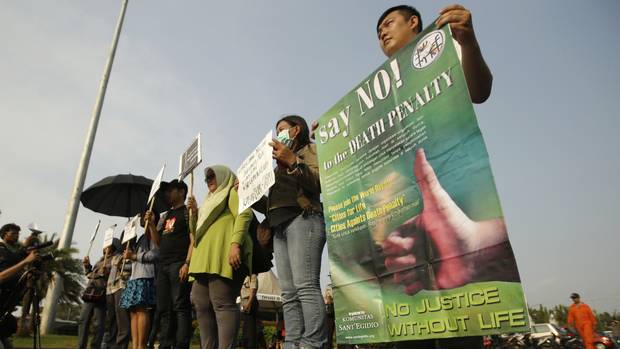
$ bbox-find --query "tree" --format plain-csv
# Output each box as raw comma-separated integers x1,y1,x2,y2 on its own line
595,311,620,331
56,301,82,322
529,304,551,324
18,234,84,336
551,304,569,326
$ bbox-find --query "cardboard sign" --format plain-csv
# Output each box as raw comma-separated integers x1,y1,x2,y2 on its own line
102,224,116,249
148,164,166,204
89,220,101,243
122,214,140,244
237,131,275,212
179,134,202,180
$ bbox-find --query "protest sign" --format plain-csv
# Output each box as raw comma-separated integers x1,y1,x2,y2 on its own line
316,24,528,344
237,131,275,212
102,224,116,249
148,164,166,206
122,214,140,244
179,134,202,180
85,220,101,257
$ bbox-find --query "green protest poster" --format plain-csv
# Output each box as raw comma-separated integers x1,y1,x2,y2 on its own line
316,23,529,344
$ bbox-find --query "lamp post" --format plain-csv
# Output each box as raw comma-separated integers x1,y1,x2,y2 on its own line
40,0,129,334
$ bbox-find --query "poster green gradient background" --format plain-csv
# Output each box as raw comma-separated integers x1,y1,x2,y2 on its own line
317,24,528,343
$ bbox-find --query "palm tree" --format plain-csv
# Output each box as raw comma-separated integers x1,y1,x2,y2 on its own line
17,234,84,336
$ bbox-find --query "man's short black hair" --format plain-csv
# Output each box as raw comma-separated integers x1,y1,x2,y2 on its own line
377,5,423,34
167,179,188,199
0,223,21,238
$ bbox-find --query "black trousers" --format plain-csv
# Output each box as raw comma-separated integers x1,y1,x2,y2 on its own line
241,298,260,349
147,309,161,349
156,261,192,349
77,302,105,349
104,294,117,349
105,290,130,349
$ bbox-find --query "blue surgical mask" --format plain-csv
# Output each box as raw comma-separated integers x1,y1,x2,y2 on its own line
277,129,294,148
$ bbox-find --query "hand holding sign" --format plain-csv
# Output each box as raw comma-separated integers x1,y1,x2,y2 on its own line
436,5,475,47
187,196,198,216
123,247,136,261
382,148,508,294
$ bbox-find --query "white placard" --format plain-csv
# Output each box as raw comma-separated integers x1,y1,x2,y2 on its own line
102,224,116,249
122,214,140,244
179,134,202,180
237,131,275,212
89,220,101,243
148,164,166,204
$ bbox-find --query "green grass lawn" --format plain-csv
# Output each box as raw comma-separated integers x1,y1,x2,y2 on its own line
12,334,77,349
11,335,203,349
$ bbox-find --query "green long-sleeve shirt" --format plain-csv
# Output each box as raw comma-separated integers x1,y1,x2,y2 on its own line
189,189,253,280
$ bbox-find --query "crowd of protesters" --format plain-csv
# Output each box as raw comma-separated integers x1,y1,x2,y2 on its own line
74,114,318,349
2,3,521,349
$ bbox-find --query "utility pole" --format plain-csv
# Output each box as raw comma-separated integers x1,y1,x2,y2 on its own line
40,0,129,334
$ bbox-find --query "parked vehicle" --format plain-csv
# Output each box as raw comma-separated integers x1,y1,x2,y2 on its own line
530,323,565,348
561,327,617,349
602,331,620,347
494,332,526,349
593,331,616,349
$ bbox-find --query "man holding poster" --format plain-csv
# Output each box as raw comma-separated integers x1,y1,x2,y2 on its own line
315,4,527,349
376,4,492,103
146,180,193,349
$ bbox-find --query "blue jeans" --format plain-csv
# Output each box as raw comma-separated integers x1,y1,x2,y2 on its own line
273,213,327,349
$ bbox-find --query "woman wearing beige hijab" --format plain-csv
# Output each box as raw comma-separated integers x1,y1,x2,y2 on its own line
187,165,254,349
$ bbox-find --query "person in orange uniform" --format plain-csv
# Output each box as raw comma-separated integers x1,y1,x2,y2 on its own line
567,293,597,349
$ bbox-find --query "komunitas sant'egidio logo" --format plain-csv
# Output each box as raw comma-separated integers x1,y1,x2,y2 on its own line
412,30,445,70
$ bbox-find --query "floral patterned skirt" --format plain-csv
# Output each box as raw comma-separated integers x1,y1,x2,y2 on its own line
120,278,155,310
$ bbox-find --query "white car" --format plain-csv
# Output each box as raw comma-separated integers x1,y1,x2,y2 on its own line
530,323,564,348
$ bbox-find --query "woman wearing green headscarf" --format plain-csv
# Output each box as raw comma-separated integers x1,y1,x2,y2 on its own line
187,165,253,349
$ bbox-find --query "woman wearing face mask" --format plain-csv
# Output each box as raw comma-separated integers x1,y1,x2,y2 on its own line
187,165,254,349
254,115,326,349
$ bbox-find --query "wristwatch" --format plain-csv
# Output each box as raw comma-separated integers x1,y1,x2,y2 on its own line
287,158,302,174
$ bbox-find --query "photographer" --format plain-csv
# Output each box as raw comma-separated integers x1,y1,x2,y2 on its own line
0,223,39,284
0,223,39,349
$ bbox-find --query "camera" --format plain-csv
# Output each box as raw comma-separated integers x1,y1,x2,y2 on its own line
26,240,56,267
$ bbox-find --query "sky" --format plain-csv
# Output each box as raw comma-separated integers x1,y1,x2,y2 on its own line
1,1,619,313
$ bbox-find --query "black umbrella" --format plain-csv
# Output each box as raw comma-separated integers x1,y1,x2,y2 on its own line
80,174,169,217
